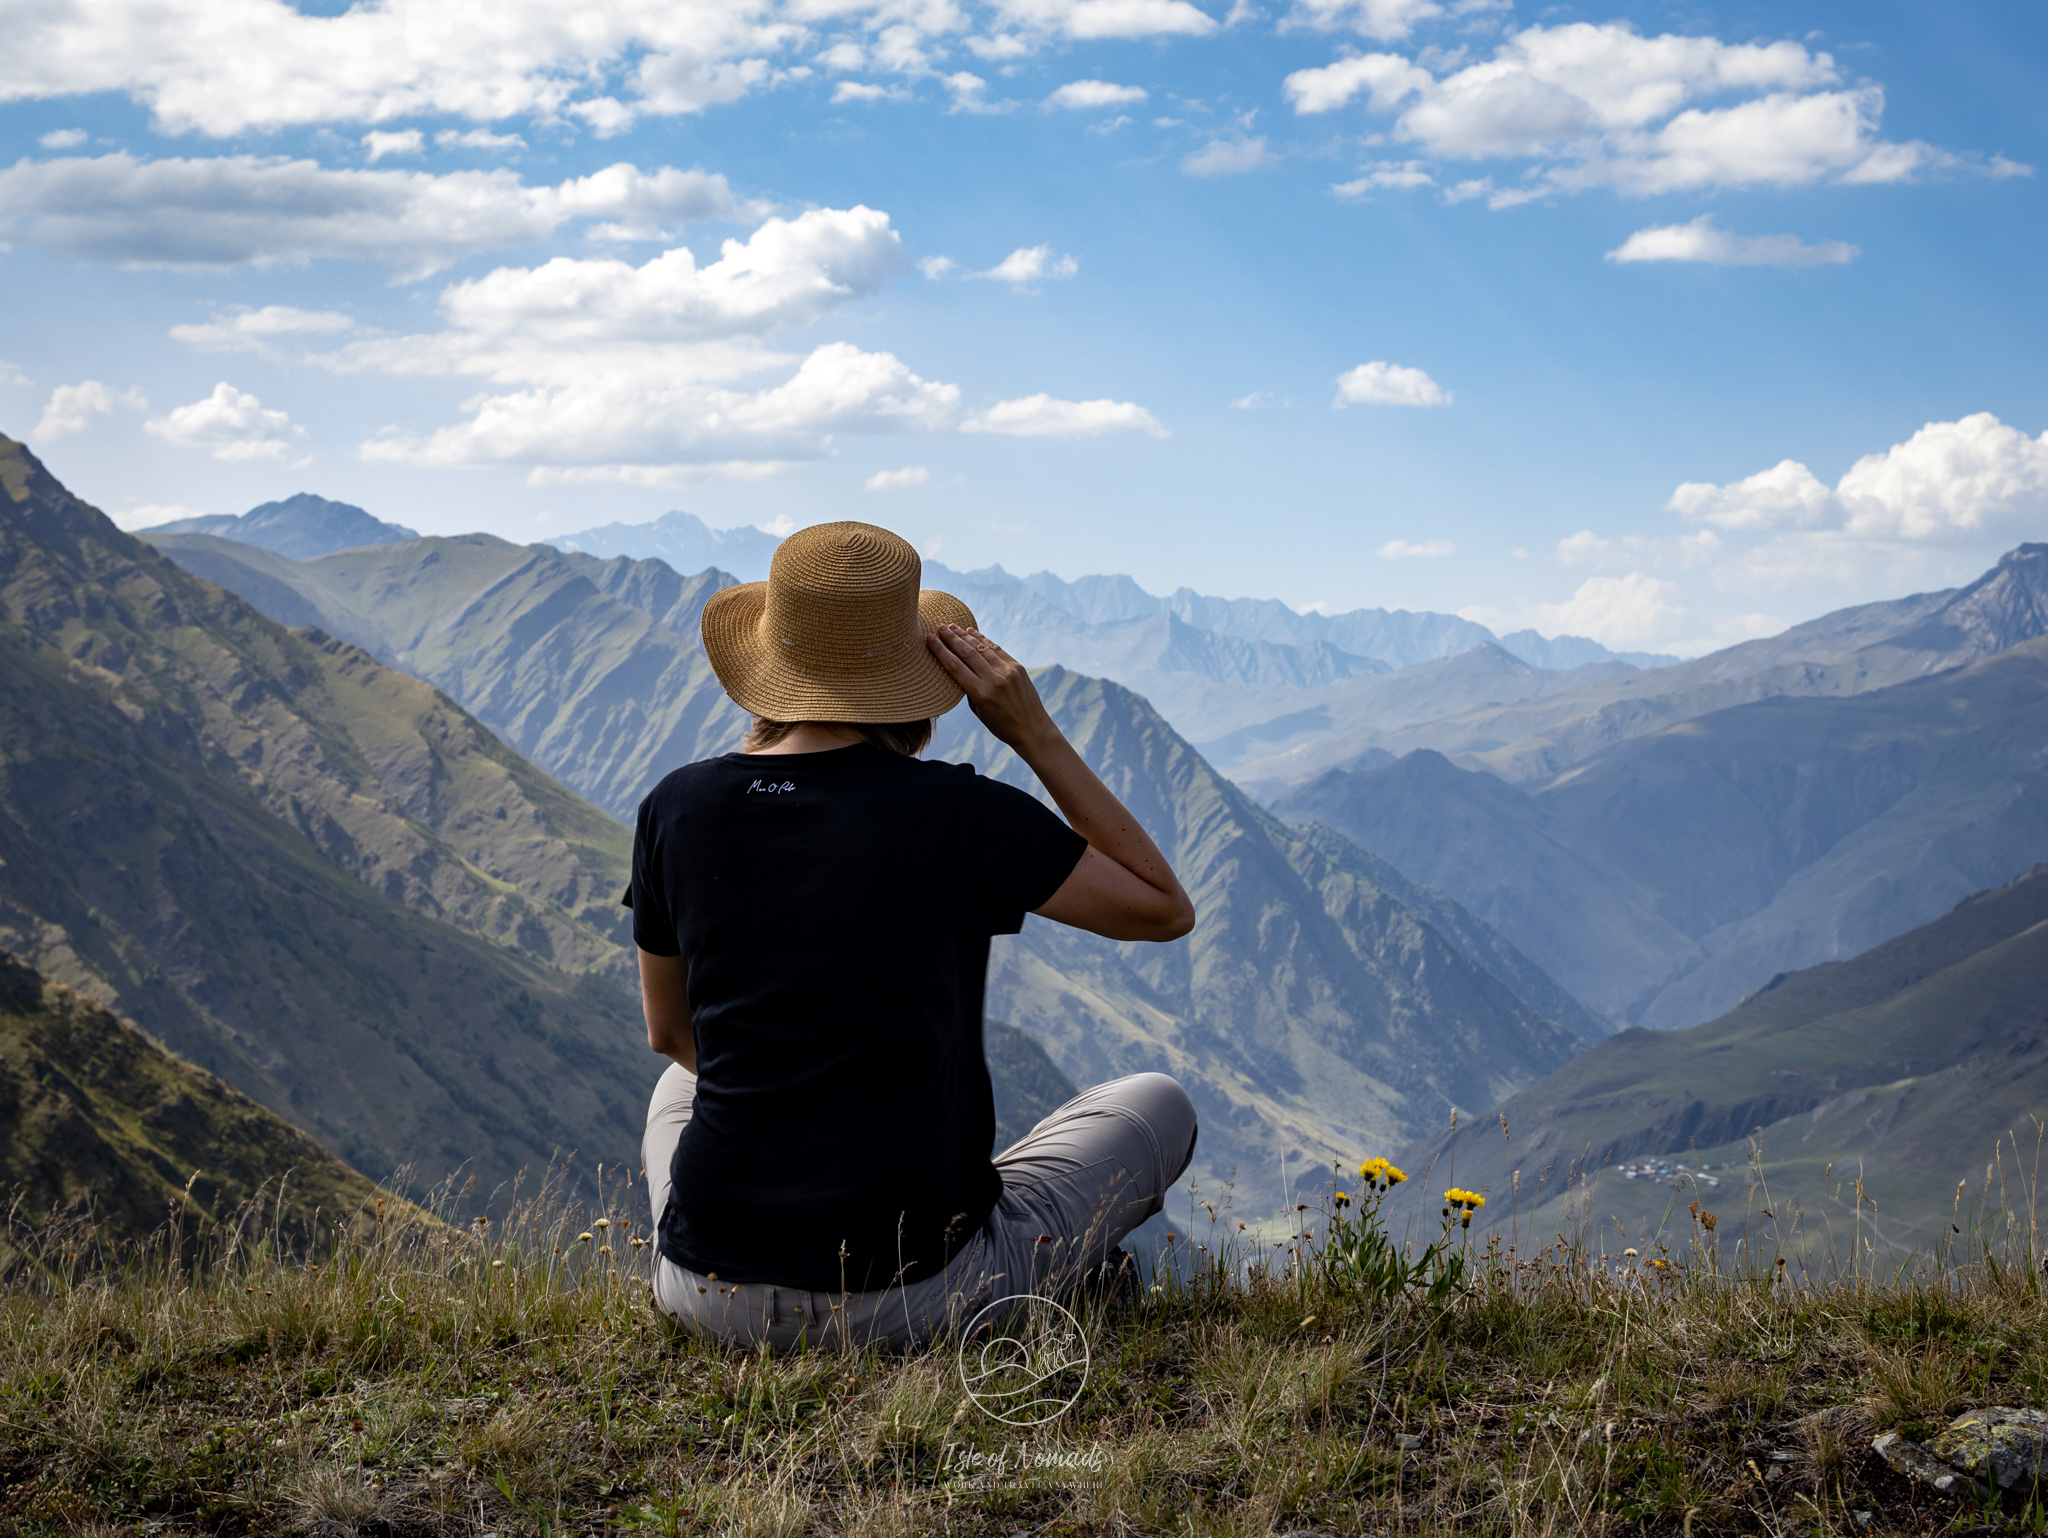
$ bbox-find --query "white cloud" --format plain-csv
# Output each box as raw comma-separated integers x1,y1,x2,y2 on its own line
1378,538,1454,558
966,33,1034,59
1669,415,2048,543
1556,527,1721,567
437,128,527,151
1669,459,1833,531
1182,137,1272,176
113,502,209,531
169,305,356,355
1048,79,1147,109
1281,22,2012,201
0,360,29,387
818,42,868,71
944,73,1008,113
313,197,1156,479
991,0,1218,41
39,128,88,149
1837,414,2048,539
1606,215,1856,267
1334,360,1450,407
974,244,1079,285
962,394,1165,436
145,381,304,460
1333,159,1433,195
362,129,424,160
0,154,764,275
36,380,147,439
1533,571,1686,649
866,465,931,490
918,255,956,279
832,81,907,104
1283,0,1442,41
1284,53,1431,114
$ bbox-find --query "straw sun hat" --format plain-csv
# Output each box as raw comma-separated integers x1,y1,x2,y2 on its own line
700,521,978,722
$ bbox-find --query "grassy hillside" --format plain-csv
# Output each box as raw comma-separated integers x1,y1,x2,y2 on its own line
985,1018,1079,1152
0,432,662,1194
3,1173,2042,1534
1391,865,2048,1250
0,950,387,1275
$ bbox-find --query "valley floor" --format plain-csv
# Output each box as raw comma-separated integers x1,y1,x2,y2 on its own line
4,1188,2046,1535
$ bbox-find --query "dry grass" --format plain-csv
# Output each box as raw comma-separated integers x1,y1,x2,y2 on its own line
1,1165,2045,1536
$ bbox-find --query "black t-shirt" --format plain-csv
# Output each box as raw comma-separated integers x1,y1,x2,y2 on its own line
629,743,1088,1292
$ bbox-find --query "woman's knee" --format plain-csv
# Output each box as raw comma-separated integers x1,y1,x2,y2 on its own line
1114,1072,1198,1178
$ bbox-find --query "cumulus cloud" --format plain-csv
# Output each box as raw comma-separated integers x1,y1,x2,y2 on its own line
866,465,931,490
962,394,1165,436
39,128,87,149
832,81,907,104
113,502,211,531
170,305,356,355
146,381,305,460
0,360,30,387
1182,137,1272,176
0,154,766,275
36,381,148,438
1334,360,1450,407
361,129,423,160
317,202,1159,479
1606,215,1857,266
1280,22,2014,201
974,244,1079,285
1670,415,2048,542
1378,538,1454,558
1048,79,1147,109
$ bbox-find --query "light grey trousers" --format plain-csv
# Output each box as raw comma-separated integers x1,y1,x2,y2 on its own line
641,1062,1198,1351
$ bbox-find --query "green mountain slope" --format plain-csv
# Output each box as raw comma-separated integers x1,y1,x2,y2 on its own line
1279,636,2048,1027
1393,865,2048,1250
1,949,388,1271
0,433,658,1192
145,531,745,820
985,1020,1079,1153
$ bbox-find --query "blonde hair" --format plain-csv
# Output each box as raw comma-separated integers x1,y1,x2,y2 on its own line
741,718,934,756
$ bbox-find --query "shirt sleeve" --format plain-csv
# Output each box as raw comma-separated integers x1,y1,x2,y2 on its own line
629,790,683,956
965,772,1089,936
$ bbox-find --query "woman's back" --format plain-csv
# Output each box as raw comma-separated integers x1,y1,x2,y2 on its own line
631,742,1084,1291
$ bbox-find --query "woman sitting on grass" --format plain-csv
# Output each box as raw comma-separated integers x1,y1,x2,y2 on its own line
630,521,1199,1350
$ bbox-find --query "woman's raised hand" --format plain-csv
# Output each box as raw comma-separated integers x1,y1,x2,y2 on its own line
926,625,1057,752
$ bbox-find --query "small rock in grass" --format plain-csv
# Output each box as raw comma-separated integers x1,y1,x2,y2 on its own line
1930,1407,2048,1491
1395,1433,1425,1451
1872,1431,1967,1495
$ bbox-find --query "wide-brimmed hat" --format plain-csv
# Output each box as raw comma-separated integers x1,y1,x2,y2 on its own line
700,521,977,722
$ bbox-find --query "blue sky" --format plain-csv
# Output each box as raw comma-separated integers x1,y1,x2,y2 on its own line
3,0,2043,654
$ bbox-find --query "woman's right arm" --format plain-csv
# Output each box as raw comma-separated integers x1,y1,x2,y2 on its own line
639,948,697,1072
927,625,1196,943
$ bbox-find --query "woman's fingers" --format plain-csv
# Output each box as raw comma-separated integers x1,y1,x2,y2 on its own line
928,625,1004,692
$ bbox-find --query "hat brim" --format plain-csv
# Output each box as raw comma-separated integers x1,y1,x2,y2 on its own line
701,583,978,722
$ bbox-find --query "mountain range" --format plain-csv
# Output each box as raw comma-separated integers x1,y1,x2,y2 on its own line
1394,863,2048,1251
1278,611,2048,1028
136,498,1605,1209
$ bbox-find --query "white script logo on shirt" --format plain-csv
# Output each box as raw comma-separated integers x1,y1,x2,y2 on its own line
746,779,798,795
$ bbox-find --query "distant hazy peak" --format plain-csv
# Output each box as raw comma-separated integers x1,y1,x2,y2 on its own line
150,492,418,559
922,557,1675,672
554,509,782,582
